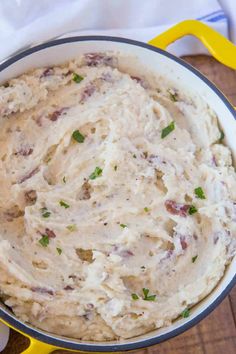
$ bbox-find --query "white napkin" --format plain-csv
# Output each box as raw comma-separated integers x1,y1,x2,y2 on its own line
0,0,233,62
0,0,234,351
0,323,9,352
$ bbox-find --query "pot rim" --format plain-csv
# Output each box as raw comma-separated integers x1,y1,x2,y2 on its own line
0,35,235,352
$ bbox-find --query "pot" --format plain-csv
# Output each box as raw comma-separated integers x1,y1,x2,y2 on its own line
0,20,235,354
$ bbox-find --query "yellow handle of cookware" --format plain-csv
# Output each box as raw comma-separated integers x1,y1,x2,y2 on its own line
1,319,58,354
148,19,236,70
20,338,56,354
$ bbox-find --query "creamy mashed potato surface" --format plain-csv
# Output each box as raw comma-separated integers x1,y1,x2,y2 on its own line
0,52,235,341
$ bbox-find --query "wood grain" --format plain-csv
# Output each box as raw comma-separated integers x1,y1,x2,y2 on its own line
1,55,236,354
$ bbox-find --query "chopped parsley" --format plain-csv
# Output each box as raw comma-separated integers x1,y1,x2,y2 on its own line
120,224,127,228
192,255,198,263
72,73,84,83
142,288,156,301
144,207,149,212
219,130,224,143
131,288,156,301
72,130,85,143
56,247,62,255
133,154,137,158
39,235,49,247
89,166,103,180
161,121,175,139
131,293,139,300
59,200,70,209
141,266,146,270
194,187,206,199
66,224,77,232
167,89,178,102
189,205,198,215
181,308,190,318
114,165,117,171
41,207,51,218
63,176,66,184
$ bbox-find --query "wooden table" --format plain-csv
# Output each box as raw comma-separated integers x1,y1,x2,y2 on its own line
2,55,236,354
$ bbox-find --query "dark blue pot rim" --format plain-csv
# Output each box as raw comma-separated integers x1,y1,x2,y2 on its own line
0,36,235,352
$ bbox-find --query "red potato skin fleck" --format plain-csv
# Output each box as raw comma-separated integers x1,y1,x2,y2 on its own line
112,246,134,258
64,285,74,291
25,190,37,204
45,228,56,239
213,233,219,244
130,76,149,89
80,85,96,103
31,287,54,296
148,154,167,165
160,249,173,262
86,303,94,309
84,53,114,67
40,67,54,78
212,155,217,166
180,236,188,250
119,250,134,257
64,70,72,77
35,115,43,127
131,76,142,83
4,207,23,222
14,146,33,157
101,72,113,82
19,167,39,184
165,200,190,217
48,107,68,121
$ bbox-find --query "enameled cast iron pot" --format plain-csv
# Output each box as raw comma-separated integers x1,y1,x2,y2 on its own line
0,20,236,354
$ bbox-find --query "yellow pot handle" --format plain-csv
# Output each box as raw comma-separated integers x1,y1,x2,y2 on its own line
20,338,56,354
148,19,236,70
1,319,58,354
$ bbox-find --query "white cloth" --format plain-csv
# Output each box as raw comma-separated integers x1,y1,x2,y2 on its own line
0,323,9,352
219,0,236,43
0,0,234,62
0,0,235,351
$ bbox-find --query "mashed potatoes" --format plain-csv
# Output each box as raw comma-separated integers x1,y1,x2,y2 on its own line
0,52,235,341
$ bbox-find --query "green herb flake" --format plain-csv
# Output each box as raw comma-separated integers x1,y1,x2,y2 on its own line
167,89,178,102
63,176,66,184
41,207,51,218
131,293,139,300
142,288,156,301
56,247,62,255
133,154,137,158
144,207,149,212
194,187,206,199
219,130,224,143
161,121,175,139
189,205,198,215
72,73,84,84
39,235,49,247
181,308,190,318
72,130,85,143
192,255,198,263
66,224,77,232
120,224,127,228
114,165,118,171
89,166,103,180
59,200,70,209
